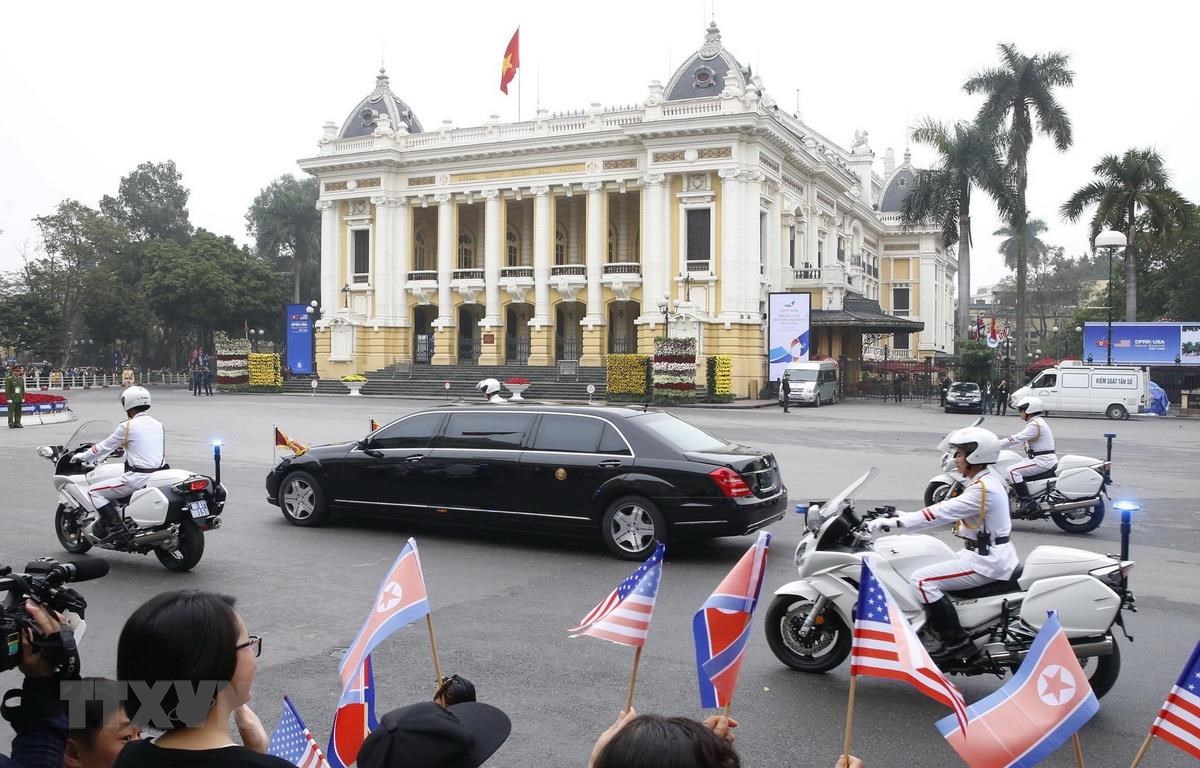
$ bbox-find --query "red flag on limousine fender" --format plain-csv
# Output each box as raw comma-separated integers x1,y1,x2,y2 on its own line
500,28,519,94
275,426,308,456
370,417,380,432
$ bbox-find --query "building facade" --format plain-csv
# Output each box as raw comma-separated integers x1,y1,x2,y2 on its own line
299,24,950,394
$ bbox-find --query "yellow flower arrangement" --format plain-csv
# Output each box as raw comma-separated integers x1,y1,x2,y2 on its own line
248,353,282,387
606,354,650,400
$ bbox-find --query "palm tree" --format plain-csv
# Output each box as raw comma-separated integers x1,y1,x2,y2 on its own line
1060,148,1192,321
899,118,1007,339
965,43,1074,369
993,218,1051,271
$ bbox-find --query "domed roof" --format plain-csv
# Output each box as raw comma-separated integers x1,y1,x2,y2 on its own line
878,152,916,212
663,22,749,102
338,68,424,138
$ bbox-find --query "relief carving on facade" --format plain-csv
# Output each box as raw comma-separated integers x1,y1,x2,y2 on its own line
697,146,732,159
652,150,686,163
602,158,638,170
324,181,348,192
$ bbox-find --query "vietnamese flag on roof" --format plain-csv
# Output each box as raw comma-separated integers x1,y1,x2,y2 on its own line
500,28,519,94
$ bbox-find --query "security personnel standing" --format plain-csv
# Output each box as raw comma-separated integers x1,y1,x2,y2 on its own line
865,427,1016,660
780,375,791,413
5,365,25,428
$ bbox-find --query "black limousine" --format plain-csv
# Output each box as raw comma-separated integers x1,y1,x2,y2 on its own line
265,405,787,559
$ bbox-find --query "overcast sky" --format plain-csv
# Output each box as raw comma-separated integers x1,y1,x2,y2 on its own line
2,0,1196,294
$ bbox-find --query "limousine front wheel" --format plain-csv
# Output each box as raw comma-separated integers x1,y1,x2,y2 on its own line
279,471,330,527
601,496,666,560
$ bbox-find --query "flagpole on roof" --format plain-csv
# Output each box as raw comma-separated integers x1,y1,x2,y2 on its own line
623,645,643,714
841,675,858,767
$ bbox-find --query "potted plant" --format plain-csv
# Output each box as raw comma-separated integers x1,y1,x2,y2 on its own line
503,376,531,400
340,374,367,396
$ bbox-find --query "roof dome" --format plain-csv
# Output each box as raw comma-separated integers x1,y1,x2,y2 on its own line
663,22,749,101
878,152,916,212
338,68,424,138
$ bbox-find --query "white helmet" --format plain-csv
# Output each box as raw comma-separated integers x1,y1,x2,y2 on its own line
120,385,152,411
476,378,501,398
946,426,1001,465
1016,395,1045,416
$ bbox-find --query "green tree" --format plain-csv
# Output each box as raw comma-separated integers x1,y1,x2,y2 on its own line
245,175,320,303
899,118,1008,339
965,43,1074,369
1060,148,1192,321
100,160,193,244
992,218,1051,271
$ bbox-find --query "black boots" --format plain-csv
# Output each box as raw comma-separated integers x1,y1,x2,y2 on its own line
1011,481,1038,514
94,507,130,545
926,596,974,661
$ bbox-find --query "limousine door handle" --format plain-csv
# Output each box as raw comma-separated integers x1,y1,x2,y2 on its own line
597,459,623,468
404,454,425,463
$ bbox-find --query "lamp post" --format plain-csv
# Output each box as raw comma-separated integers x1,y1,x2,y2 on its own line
1074,325,1082,359
1052,325,1059,359
656,295,673,338
305,300,321,376
1095,230,1127,366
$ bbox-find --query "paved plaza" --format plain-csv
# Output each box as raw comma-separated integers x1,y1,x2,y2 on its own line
2,389,1198,766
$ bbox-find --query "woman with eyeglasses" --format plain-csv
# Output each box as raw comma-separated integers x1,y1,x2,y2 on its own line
112,590,289,767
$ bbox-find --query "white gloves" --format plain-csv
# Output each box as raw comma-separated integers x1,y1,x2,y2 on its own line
864,517,902,538
72,451,92,464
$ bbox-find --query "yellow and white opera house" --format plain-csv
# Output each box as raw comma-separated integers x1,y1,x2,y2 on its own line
299,23,953,395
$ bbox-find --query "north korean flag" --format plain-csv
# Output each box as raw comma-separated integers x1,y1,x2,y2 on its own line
326,655,379,768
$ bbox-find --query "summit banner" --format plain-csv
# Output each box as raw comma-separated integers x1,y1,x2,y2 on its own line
1083,322,1199,366
767,293,811,381
285,304,314,375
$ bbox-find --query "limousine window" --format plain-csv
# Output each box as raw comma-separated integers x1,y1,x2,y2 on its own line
531,414,606,453
634,412,724,452
434,413,534,450
371,413,444,449
598,424,632,456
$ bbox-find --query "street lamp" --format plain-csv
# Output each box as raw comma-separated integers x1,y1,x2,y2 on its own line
1095,229,1127,366
1074,325,1082,359
656,295,673,337
305,301,321,376
1052,325,1059,359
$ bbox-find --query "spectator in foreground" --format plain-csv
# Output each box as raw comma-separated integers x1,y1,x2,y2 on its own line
63,678,141,768
113,590,287,768
0,602,70,768
357,699,511,768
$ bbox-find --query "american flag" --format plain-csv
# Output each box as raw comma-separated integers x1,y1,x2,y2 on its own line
1150,638,1200,760
569,542,664,647
268,696,330,768
851,558,969,734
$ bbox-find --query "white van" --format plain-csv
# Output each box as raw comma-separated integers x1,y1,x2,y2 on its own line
1011,361,1149,420
780,360,839,407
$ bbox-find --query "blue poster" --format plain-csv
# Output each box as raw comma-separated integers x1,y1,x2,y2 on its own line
1082,322,1189,365
767,293,812,381
285,304,314,374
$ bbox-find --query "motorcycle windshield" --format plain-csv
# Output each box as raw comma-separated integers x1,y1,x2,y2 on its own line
66,420,115,450
820,467,877,521
936,416,987,453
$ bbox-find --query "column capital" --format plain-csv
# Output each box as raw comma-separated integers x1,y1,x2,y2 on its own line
582,181,604,194
717,167,740,181
434,192,453,205
315,199,334,211
530,185,551,197
641,173,666,186
480,189,501,200
738,168,766,183
369,194,387,206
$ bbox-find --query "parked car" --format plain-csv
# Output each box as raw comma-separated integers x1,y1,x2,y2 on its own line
1011,362,1149,420
265,405,787,560
944,381,983,413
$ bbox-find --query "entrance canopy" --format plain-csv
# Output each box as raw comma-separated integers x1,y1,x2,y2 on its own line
811,293,924,334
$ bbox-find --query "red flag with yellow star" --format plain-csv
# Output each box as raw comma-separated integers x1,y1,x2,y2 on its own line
500,28,519,94
370,418,380,432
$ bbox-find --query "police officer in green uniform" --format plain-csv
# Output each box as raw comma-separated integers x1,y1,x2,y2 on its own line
5,365,25,428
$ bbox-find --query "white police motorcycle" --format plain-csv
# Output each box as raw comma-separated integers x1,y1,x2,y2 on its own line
924,418,1110,533
764,469,1134,698
38,420,226,571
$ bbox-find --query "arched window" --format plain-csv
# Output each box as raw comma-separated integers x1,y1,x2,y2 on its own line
414,228,428,271
555,223,568,265
506,226,520,267
458,227,475,269
608,222,618,262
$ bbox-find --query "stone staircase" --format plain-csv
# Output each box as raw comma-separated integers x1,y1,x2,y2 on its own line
283,363,608,401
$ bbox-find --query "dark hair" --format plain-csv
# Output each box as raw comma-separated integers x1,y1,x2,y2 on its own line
68,677,127,748
593,715,740,768
117,590,239,729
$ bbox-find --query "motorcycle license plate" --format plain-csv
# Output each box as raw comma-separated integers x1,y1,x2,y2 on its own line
188,500,209,519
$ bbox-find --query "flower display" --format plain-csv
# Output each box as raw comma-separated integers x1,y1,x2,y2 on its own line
340,374,368,382
653,337,696,404
606,354,651,402
248,353,282,390
215,332,251,388
0,392,67,406
503,377,531,385
705,355,734,402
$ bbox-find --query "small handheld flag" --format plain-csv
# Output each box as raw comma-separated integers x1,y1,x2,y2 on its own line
268,696,330,768
936,611,1098,767
327,655,379,768
1142,638,1200,762
693,531,771,709
500,28,520,94
275,426,308,456
569,542,664,648
340,538,431,692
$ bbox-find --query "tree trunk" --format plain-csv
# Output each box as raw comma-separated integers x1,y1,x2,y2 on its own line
957,209,971,341
293,256,301,304
1013,160,1029,381
1125,205,1137,322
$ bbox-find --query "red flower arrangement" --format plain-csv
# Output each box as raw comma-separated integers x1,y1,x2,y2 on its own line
504,377,531,385
0,392,66,406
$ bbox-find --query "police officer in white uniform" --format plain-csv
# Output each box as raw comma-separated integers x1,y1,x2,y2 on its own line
1001,395,1056,510
865,427,1017,660
72,386,167,543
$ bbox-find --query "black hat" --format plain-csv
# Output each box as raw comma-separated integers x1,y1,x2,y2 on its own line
357,701,511,768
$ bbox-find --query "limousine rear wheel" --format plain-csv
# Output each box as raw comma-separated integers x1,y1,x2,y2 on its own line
279,471,330,527
601,496,666,560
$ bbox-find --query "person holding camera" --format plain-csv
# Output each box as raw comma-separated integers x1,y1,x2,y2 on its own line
1,602,71,768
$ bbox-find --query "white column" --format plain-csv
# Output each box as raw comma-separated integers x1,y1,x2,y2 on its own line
717,169,741,318
531,185,552,324
317,200,339,314
617,193,629,262
640,173,667,320
435,193,454,327
742,169,764,315
584,182,604,323
482,190,502,326
521,199,533,266
391,198,410,326
568,195,582,264
371,196,392,320
766,192,783,292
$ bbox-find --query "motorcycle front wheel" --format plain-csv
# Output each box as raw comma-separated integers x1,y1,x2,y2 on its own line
54,504,92,554
764,594,851,673
156,521,205,571
924,481,953,507
1051,497,1105,534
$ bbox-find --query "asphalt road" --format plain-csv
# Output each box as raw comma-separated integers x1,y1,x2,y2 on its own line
2,389,1198,767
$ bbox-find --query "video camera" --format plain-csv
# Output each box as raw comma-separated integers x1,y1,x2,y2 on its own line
0,558,108,679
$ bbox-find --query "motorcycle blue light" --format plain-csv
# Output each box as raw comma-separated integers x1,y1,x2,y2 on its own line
1112,500,1139,513
211,439,223,447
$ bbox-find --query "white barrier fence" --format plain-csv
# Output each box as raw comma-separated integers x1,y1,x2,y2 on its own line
19,372,195,390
